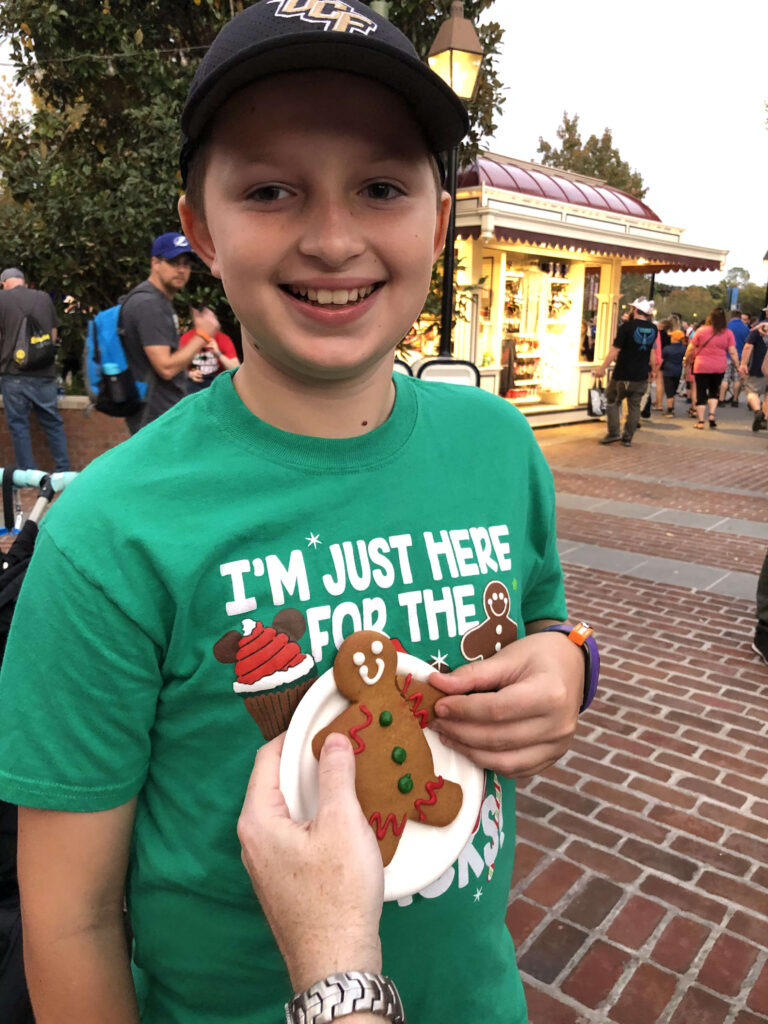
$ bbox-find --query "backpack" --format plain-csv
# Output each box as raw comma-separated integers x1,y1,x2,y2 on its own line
12,313,56,373
85,302,147,417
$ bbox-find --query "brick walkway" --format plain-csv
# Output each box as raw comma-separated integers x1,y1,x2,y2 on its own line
511,402,768,1023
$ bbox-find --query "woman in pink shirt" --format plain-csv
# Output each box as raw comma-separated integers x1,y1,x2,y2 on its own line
686,307,739,429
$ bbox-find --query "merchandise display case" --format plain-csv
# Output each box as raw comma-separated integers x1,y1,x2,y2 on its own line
506,334,541,404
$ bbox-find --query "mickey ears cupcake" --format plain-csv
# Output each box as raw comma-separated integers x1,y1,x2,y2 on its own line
213,609,316,740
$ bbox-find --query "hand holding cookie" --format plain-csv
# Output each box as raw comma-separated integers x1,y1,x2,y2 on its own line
431,628,584,778
238,733,383,994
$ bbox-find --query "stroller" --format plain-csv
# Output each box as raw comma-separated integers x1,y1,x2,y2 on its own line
0,468,77,1023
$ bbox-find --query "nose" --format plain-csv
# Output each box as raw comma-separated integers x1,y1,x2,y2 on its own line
297,191,366,268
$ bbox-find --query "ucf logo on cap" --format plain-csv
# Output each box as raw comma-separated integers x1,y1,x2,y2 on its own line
268,0,377,36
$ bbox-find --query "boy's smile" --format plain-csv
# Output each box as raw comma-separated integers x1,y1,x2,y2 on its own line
279,279,382,320
180,70,450,432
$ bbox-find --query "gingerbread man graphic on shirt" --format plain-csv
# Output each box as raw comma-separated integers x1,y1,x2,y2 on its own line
312,631,463,866
460,581,518,661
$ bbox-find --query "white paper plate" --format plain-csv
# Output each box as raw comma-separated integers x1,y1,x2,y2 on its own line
280,650,485,901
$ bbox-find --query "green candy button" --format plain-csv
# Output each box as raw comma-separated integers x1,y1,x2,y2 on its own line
379,711,393,727
391,746,407,764
398,773,413,794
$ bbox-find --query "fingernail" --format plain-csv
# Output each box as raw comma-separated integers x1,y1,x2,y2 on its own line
435,701,449,718
323,732,351,753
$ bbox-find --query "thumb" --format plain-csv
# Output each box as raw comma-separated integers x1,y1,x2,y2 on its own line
316,732,358,818
429,658,500,696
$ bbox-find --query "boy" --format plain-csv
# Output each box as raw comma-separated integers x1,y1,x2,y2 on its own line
0,3,596,1022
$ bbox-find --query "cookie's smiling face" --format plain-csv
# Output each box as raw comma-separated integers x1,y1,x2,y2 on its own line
484,582,510,620
335,630,397,700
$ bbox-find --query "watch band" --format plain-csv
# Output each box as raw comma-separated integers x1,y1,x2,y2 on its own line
286,971,406,1024
542,621,599,712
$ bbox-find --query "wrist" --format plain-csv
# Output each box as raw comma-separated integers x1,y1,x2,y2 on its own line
288,939,382,995
541,622,600,712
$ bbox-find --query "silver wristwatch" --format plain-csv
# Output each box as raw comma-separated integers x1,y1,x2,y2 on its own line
285,970,406,1024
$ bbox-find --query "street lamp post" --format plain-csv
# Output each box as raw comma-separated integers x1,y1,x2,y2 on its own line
428,2,484,358
763,250,768,312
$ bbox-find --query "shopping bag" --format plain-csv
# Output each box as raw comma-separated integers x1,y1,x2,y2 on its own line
640,388,652,419
587,382,606,417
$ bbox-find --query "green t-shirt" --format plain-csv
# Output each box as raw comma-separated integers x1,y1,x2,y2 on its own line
0,372,566,1024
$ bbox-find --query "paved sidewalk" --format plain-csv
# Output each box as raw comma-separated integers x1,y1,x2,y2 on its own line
510,399,768,1023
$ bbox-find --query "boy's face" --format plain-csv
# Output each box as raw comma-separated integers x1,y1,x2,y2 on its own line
180,71,450,386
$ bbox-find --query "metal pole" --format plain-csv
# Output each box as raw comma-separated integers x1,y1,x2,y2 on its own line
648,272,655,301
439,146,458,357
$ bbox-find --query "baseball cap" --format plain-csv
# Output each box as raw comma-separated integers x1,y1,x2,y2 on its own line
151,233,194,260
180,0,470,185
0,268,25,283
630,298,654,315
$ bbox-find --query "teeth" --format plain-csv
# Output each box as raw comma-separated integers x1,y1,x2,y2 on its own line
289,284,375,305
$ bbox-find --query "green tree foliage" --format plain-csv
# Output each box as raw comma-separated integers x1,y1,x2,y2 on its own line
537,111,647,200
0,1,505,366
0,1,240,344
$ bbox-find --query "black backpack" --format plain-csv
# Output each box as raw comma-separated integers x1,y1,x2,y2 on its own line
12,313,56,373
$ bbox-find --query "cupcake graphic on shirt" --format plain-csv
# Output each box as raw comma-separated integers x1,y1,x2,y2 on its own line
213,609,316,740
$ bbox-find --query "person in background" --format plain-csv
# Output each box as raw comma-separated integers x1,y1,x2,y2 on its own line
121,233,219,432
660,327,686,417
592,297,657,447
0,267,70,471
579,319,594,362
686,307,738,430
720,311,750,406
739,320,768,431
653,317,674,410
179,306,240,393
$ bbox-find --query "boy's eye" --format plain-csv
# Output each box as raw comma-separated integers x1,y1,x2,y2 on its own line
246,184,291,203
363,182,404,201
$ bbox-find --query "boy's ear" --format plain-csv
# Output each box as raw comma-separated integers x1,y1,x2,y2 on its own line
178,195,222,279
433,190,453,264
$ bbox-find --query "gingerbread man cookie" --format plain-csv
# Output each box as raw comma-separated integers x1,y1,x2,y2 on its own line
312,631,463,867
460,581,518,661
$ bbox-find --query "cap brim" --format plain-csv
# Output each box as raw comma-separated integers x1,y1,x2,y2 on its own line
154,248,196,259
181,34,469,170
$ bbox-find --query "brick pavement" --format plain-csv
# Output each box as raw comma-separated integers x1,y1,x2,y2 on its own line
509,410,768,1023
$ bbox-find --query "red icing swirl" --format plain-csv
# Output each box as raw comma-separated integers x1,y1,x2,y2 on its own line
236,622,305,685
348,704,373,754
369,811,408,840
400,673,428,728
414,776,445,822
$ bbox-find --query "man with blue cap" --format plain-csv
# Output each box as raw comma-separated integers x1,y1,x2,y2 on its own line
121,232,219,431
